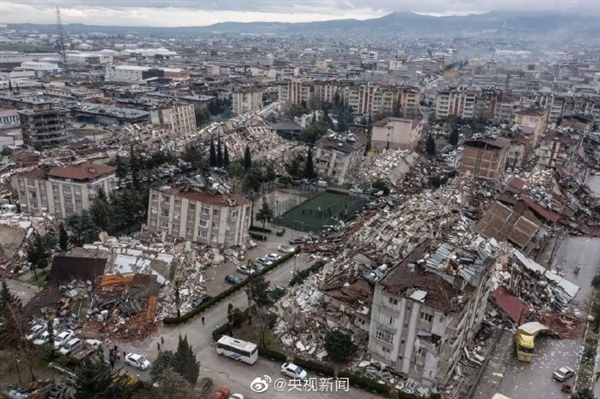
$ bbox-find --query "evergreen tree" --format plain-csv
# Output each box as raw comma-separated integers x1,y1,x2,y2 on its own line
58,223,69,251
223,143,230,168
67,210,99,246
392,101,402,118
336,117,348,133
209,136,216,167
75,358,132,399
216,135,223,168
128,144,141,189
303,148,317,179
255,201,274,228
174,335,200,386
89,188,114,232
448,127,460,146
114,155,128,180
27,233,51,278
243,146,252,171
311,112,317,124
360,116,367,126
324,330,357,362
150,350,177,383
250,275,271,307
426,135,436,155
0,280,21,313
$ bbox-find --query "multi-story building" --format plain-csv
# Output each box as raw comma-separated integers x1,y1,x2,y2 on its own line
231,88,264,114
150,103,196,135
147,186,252,247
512,107,548,147
278,80,312,105
368,239,493,388
536,130,581,170
18,106,71,149
371,117,424,151
0,108,19,129
314,136,364,185
459,138,510,182
11,162,117,218
105,65,189,82
436,87,503,120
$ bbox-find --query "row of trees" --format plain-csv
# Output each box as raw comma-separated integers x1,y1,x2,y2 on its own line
285,148,317,180
209,135,230,169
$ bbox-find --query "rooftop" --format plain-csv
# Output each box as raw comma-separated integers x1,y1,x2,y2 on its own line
158,187,251,207
47,162,116,181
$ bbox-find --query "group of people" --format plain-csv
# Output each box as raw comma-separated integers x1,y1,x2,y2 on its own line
107,345,126,369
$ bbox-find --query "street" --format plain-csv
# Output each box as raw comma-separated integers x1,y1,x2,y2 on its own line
112,228,376,398
497,237,600,399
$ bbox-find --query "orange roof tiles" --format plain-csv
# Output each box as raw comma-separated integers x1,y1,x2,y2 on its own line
47,162,116,181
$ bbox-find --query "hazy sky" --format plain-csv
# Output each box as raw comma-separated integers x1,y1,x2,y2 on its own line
2,0,598,27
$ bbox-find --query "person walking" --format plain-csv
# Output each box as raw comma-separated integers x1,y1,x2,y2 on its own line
202,317,205,325
161,336,164,345
157,342,161,351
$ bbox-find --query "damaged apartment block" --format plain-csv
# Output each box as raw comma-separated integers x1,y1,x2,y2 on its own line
368,238,495,391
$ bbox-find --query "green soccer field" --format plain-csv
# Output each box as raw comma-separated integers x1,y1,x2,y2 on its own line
275,192,368,232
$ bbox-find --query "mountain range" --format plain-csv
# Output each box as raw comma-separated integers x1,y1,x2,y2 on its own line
14,11,600,38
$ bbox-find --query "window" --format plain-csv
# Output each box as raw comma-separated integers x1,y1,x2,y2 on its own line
187,215,195,222
63,186,71,194
160,220,168,228
212,222,218,229
201,206,210,215
151,194,158,201
230,209,239,218
74,188,81,195
420,312,433,323
160,208,169,217
199,230,208,239
375,328,394,343
162,196,170,203
75,200,82,207
417,347,425,356
52,184,58,191
226,234,235,242
378,312,396,326
189,204,195,210
27,180,35,187
199,219,208,227
211,234,216,241
388,297,398,306
64,197,72,204
380,346,391,355
175,200,181,207
213,209,219,217
186,228,193,235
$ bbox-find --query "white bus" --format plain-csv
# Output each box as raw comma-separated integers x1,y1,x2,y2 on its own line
216,335,258,365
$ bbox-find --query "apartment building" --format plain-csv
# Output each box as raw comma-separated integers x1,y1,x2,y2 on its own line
11,162,117,218
231,88,264,114
435,87,502,120
0,108,19,129
512,107,548,147
371,117,424,151
368,239,493,388
18,107,71,149
460,138,510,182
536,130,581,170
314,136,364,185
105,65,189,82
147,186,252,247
278,80,312,105
150,103,196,135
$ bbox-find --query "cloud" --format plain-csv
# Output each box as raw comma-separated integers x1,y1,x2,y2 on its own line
2,0,598,26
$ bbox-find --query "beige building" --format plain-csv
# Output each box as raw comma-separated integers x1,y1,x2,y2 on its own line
314,136,364,184
231,88,264,114
536,130,581,170
150,103,196,135
12,162,117,218
147,187,252,247
460,138,510,182
368,239,493,388
371,117,424,151
512,108,547,147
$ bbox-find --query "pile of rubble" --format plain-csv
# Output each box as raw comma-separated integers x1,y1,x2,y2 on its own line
357,150,422,187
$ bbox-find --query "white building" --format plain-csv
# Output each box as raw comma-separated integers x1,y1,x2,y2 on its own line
66,52,113,64
371,117,424,151
11,162,117,218
105,65,151,82
314,135,364,185
150,103,196,135
231,89,264,114
20,61,60,75
147,186,252,247
0,108,19,129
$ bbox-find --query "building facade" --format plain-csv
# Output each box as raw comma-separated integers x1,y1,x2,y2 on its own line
147,187,251,247
231,89,264,114
368,239,493,388
460,138,510,182
536,131,581,170
371,117,424,151
11,162,117,218
150,103,196,135
314,137,364,185
0,108,19,129
18,107,71,149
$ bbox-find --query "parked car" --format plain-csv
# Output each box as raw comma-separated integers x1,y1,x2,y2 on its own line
276,227,286,236
125,353,151,371
191,295,213,309
289,237,305,245
256,257,274,267
59,338,83,356
253,263,266,272
26,324,46,341
225,274,244,285
278,244,296,254
236,264,255,275
265,253,281,262
211,387,231,399
33,331,51,346
281,362,308,380
54,330,74,350
553,366,575,381
230,394,245,399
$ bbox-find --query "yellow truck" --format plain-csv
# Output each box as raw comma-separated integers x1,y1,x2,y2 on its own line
514,322,549,362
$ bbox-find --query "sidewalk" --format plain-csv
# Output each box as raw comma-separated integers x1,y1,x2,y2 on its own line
471,329,513,399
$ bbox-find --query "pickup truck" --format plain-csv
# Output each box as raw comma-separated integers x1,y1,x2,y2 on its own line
70,339,102,363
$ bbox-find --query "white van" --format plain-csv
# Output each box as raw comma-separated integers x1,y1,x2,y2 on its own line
317,180,328,188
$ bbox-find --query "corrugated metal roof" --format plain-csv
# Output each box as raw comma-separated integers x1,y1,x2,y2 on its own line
492,286,527,324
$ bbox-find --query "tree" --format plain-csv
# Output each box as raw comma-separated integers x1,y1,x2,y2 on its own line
324,330,357,362
243,146,252,170
392,101,402,118
75,357,132,399
150,350,177,383
210,49,217,57
302,121,328,144
228,162,244,179
571,387,595,399
426,135,436,155
155,368,197,399
256,200,274,228
174,335,200,386
303,148,317,180
59,223,68,251
209,136,216,167
336,117,348,133
250,275,271,307
360,116,367,126
90,188,114,232
242,165,263,193
448,127,459,146
27,233,51,278
263,164,277,183
115,155,128,180
67,210,99,246
216,135,223,168
286,156,304,179
223,143,230,168
592,275,600,290
174,279,182,318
